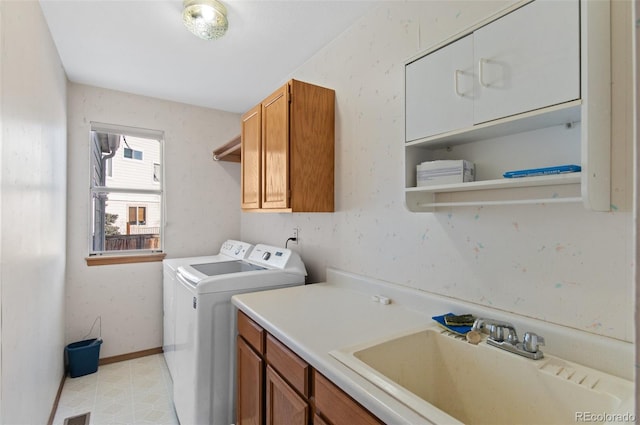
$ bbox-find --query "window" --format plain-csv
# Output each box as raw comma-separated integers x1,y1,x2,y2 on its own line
124,147,143,160
153,163,161,183
128,206,146,225
89,122,164,261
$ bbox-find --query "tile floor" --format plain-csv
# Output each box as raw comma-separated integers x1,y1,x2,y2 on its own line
53,354,179,425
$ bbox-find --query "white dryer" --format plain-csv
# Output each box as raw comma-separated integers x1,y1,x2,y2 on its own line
173,243,306,425
162,240,254,380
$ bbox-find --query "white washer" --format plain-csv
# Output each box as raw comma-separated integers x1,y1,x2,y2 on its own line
173,243,306,425
162,240,254,381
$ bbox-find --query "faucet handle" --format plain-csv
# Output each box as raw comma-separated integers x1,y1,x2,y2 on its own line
523,332,545,353
489,324,504,341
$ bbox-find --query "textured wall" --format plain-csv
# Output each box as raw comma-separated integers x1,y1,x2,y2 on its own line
241,1,635,342
66,84,242,357
0,1,68,423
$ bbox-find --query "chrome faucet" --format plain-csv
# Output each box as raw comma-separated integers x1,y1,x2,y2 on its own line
472,318,545,360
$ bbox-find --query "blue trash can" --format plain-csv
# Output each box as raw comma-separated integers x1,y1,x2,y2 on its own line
65,338,102,378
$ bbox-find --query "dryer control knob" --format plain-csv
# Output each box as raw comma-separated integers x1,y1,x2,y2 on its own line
262,251,271,261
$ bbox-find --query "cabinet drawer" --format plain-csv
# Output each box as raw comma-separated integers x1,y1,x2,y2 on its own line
238,311,265,354
266,333,310,397
313,371,382,425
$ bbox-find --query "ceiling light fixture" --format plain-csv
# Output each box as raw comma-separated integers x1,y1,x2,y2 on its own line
182,0,228,40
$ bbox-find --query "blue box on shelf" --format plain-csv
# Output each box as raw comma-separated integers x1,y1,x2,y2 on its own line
503,164,581,178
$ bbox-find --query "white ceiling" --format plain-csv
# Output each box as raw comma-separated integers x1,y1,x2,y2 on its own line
39,0,381,114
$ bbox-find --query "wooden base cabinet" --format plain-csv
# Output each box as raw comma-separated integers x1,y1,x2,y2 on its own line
236,311,383,425
241,79,335,213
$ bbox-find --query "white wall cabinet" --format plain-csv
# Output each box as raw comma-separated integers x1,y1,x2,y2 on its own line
404,0,610,212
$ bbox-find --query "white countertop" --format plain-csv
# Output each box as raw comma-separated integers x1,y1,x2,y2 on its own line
231,268,634,425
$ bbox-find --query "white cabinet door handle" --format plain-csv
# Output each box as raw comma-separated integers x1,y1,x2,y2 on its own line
478,58,490,88
454,70,464,97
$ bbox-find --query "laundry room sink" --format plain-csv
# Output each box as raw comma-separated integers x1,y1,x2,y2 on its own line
330,326,634,425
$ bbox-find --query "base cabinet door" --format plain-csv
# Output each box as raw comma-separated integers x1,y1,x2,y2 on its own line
266,365,309,425
236,337,264,425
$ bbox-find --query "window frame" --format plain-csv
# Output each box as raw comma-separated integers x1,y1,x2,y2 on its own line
87,122,165,265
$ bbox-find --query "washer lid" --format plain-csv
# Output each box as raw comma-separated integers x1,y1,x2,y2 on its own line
191,261,265,276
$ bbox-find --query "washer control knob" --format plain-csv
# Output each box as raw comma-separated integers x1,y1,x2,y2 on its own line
262,251,271,261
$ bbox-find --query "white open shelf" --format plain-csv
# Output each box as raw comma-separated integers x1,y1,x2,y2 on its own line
405,173,582,210
406,172,581,194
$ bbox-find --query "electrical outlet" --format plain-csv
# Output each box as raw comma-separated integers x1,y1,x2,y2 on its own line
292,227,299,244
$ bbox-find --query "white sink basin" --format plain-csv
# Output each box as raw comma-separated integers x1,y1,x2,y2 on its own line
330,326,634,425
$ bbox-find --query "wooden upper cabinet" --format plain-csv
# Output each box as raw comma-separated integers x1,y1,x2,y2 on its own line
241,79,335,212
241,105,262,209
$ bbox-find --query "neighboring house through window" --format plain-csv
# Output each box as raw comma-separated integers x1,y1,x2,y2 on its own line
89,122,164,256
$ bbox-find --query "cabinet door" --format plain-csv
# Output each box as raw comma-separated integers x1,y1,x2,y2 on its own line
241,105,262,209
237,337,263,425
261,84,290,209
473,0,579,124
405,34,474,142
266,365,308,425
